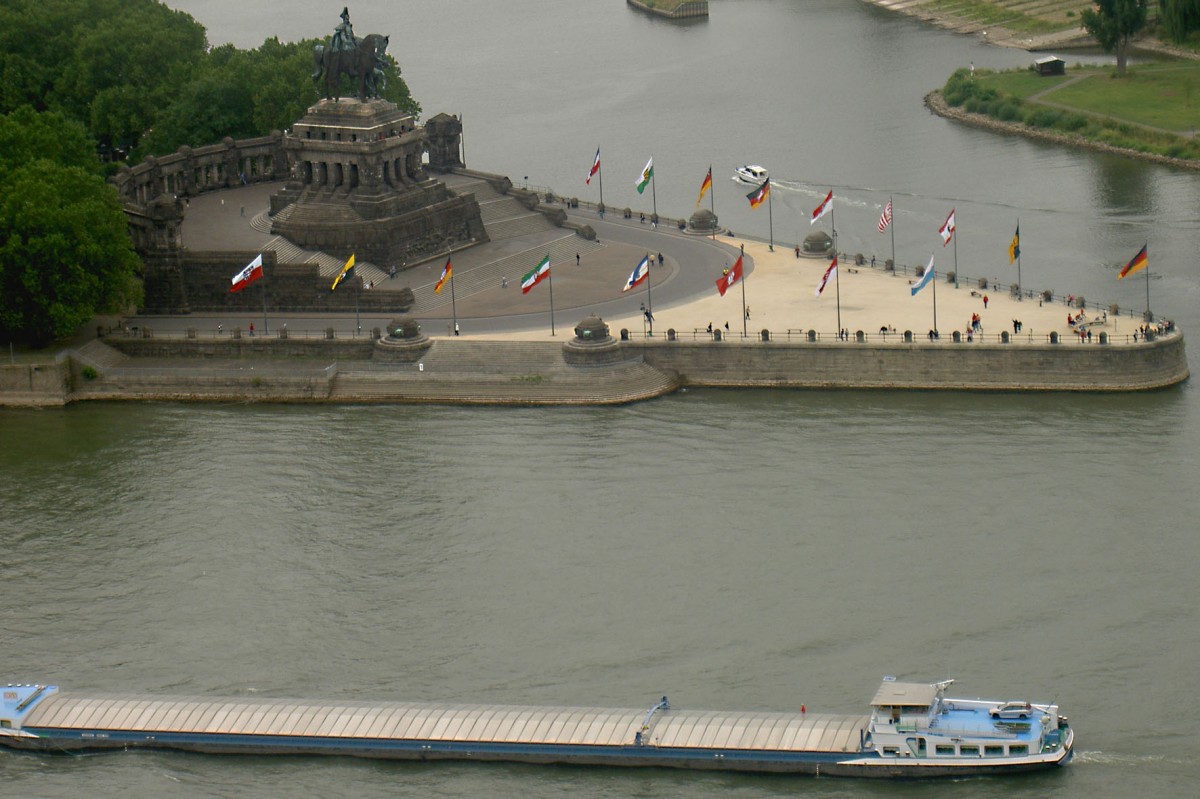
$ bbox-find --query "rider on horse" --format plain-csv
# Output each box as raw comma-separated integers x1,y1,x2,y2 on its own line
332,7,358,52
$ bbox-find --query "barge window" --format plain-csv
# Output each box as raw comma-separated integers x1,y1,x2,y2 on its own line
882,746,900,756
1010,744,1028,755
985,745,1004,757
935,744,955,755
960,745,980,756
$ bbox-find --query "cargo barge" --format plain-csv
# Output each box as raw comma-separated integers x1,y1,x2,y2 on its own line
1,677,1072,777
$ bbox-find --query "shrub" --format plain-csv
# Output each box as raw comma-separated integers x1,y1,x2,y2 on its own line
81,366,98,380
1025,108,1064,128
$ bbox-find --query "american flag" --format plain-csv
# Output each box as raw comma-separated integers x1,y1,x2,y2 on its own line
878,199,892,233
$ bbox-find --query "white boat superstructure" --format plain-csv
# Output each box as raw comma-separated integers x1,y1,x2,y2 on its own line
839,677,1073,776
734,165,768,184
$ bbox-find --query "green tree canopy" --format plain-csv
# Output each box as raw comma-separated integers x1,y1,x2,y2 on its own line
1082,0,1149,74
0,110,141,346
1160,0,1200,43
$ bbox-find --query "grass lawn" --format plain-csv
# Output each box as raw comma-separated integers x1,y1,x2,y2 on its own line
919,0,1095,35
976,63,1200,134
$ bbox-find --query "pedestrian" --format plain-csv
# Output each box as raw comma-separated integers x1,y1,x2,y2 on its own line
249,322,254,337
240,205,245,217
794,244,800,258
983,294,989,309
576,253,580,266
640,212,645,224
706,322,713,334
657,252,664,266
454,322,460,336
745,307,751,320
724,321,730,331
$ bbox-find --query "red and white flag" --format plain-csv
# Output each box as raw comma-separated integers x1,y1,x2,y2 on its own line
878,199,893,233
815,256,837,297
939,209,956,246
585,148,600,185
230,254,263,293
715,255,744,297
811,190,833,225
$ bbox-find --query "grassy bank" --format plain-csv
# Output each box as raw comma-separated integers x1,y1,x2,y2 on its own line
939,62,1200,161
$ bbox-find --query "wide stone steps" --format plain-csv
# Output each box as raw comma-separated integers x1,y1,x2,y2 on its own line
262,237,389,286
72,340,130,373
477,195,528,223
410,235,604,311
485,213,557,241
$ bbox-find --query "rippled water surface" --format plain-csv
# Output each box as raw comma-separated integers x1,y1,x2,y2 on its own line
4,1,1200,796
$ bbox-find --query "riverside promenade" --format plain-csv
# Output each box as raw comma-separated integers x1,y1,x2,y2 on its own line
0,178,1188,407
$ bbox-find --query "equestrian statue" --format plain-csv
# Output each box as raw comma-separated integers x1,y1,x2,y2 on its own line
312,7,392,101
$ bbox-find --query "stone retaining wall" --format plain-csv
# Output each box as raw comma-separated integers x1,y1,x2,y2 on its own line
1,334,1188,407
636,333,1189,392
0,362,69,406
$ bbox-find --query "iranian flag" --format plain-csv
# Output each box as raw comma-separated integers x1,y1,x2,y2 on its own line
521,255,551,294
635,157,654,194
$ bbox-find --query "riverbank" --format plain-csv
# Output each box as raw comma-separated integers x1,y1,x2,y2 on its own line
2,231,1187,407
925,90,1200,172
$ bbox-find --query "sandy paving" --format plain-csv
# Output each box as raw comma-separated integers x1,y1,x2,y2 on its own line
464,237,1129,345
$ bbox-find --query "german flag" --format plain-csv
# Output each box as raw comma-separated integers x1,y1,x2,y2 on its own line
1118,244,1147,280
697,166,713,207
746,177,769,209
434,257,452,293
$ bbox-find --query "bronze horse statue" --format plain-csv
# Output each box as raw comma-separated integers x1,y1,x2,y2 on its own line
312,33,391,101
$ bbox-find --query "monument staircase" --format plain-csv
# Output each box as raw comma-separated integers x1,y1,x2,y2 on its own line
409,178,603,312
329,341,679,404
252,205,391,288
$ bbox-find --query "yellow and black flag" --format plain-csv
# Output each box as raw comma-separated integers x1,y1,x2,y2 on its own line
1008,225,1021,264
331,254,355,291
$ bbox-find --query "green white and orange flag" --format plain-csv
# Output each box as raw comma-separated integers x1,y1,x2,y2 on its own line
696,166,713,206
331,254,355,291
521,255,551,294
635,157,654,194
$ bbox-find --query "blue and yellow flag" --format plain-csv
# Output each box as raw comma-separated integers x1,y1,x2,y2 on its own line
1008,225,1021,264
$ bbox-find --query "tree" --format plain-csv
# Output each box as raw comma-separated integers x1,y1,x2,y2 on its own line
1082,0,1149,75
1160,0,1200,43
0,110,141,346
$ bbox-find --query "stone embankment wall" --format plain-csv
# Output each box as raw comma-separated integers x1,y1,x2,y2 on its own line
637,333,1189,392
0,361,69,406
626,0,708,20
0,334,1188,407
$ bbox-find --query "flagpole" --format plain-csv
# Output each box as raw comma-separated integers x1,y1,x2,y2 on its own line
548,264,556,337
355,279,361,337
598,149,604,214
832,202,841,335
1145,245,1152,321
1015,217,1022,300
261,257,269,335
651,168,657,222
889,196,896,269
646,255,654,336
767,181,774,252
953,225,959,290
932,254,939,334
450,267,458,335
709,164,716,240
741,261,748,338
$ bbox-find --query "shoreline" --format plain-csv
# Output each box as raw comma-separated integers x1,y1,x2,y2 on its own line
924,91,1200,173
3,233,1187,407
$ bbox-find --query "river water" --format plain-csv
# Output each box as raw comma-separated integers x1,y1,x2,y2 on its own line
3,1,1199,796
